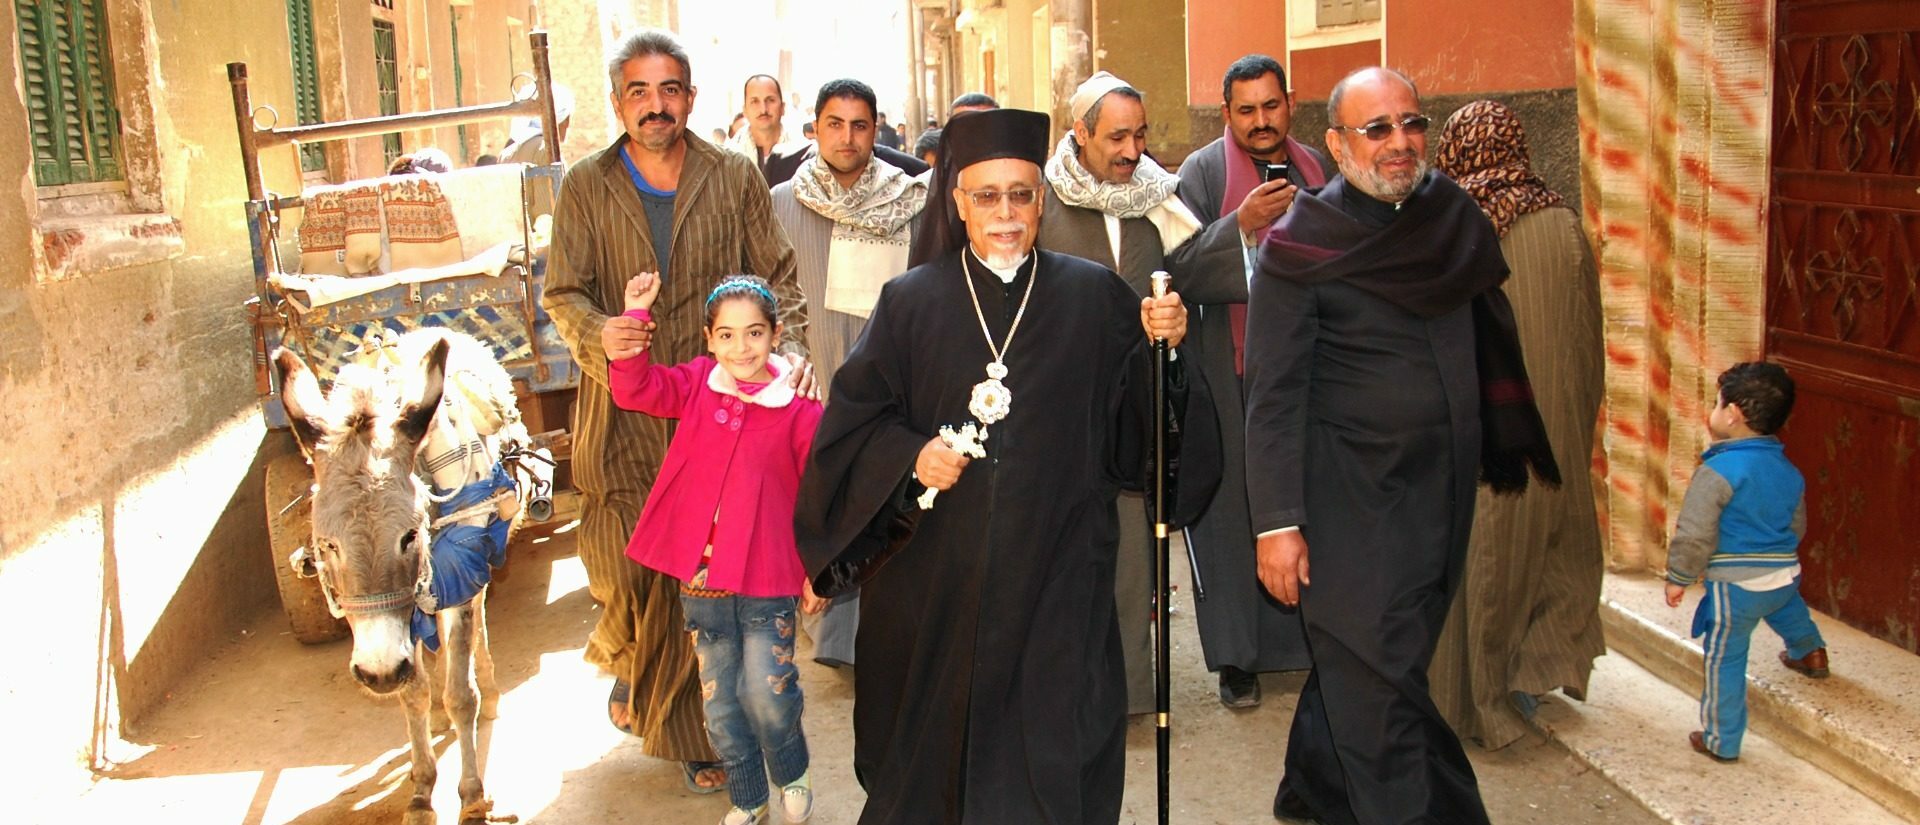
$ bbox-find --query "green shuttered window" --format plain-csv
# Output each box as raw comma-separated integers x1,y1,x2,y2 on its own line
15,0,123,186
373,19,399,163
287,0,325,172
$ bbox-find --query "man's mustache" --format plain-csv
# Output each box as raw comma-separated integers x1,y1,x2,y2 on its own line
640,112,677,126
1247,127,1277,137
1114,157,1139,167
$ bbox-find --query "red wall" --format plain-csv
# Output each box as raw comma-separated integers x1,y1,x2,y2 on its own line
1185,0,1575,106
1385,0,1575,94
1185,0,1288,105
1290,40,1385,102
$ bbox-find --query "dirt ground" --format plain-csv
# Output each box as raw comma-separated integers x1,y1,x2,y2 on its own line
57,499,1659,825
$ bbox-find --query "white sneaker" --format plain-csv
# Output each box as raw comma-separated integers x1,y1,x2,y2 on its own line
780,771,814,822
720,804,766,825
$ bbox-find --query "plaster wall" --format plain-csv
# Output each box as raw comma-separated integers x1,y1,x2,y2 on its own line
542,0,617,164
1386,0,1576,94
1183,0,1287,106
0,0,313,797
1096,0,1206,162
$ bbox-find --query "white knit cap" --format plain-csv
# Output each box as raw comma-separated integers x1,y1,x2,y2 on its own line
1068,71,1131,125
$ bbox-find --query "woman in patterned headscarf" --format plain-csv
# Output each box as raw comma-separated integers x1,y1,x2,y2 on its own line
1428,100,1609,749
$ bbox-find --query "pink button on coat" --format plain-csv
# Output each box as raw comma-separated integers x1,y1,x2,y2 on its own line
608,311,823,598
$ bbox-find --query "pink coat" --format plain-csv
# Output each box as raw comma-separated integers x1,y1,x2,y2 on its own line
609,310,822,598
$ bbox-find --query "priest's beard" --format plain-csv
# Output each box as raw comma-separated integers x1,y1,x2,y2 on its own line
1340,148,1430,202
976,222,1033,270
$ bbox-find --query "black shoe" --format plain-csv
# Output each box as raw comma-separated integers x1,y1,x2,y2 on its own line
1272,786,1318,823
1219,666,1262,709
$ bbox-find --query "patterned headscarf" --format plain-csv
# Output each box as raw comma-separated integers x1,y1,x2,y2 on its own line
1433,100,1564,237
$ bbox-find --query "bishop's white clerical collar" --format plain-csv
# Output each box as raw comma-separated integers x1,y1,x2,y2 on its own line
968,246,1032,284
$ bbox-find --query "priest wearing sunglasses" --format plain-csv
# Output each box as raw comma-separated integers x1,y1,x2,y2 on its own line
796,108,1221,825
1245,67,1559,825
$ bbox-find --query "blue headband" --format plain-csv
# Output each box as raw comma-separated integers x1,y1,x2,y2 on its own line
706,280,776,308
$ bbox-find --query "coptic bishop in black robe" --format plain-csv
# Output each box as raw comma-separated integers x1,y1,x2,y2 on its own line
795,108,1220,825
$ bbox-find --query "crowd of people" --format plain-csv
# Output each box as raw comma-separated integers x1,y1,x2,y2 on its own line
526,26,1827,825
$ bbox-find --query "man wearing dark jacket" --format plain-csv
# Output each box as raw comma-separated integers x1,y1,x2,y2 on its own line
1245,67,1555,825
1173,54,1335,709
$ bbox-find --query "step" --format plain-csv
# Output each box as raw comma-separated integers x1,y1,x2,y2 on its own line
1596,572,1920,821
1531,650,1903,824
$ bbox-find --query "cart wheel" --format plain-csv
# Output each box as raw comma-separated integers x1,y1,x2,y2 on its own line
266,448,349,644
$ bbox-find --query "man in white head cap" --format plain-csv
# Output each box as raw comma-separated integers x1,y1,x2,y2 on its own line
798,107,1219,824
1038,69,1247,716
502,83,573,165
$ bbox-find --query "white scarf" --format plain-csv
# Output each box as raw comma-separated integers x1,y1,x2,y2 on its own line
1044,134,1202,255
792,152,929,318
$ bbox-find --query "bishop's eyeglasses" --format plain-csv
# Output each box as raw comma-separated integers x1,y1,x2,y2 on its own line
1333,115,1432,141
958,187,1040,208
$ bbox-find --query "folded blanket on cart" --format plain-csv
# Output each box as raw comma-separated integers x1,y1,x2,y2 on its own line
381,176,465,271
296,182,385,275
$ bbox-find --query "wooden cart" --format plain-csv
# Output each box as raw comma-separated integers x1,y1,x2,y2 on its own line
228,32,575,643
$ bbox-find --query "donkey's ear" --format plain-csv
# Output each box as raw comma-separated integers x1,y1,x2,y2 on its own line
397,338,449,444
273,348,326,459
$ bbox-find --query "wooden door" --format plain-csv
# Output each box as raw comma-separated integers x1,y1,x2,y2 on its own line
1768,1,1920,651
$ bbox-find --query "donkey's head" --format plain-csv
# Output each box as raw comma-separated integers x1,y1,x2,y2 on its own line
274,340,448,695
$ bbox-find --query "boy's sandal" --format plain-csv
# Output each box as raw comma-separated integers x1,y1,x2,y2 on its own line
684,760,728,794
607,679,634,735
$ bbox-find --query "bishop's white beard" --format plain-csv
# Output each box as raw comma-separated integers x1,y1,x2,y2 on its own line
977,221,1033,270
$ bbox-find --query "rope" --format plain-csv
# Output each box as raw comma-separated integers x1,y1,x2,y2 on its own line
431,488,517,529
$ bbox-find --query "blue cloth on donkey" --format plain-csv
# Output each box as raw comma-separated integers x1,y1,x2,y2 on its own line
412,461,516,651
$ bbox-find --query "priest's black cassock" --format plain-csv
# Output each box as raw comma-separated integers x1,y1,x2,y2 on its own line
795,244,1218,825
1245,171,1555,825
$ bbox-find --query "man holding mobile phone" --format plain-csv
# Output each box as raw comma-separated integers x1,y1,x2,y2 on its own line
1173,54,1335,711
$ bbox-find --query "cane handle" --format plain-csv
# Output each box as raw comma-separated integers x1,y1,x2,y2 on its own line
1150,271,1170,299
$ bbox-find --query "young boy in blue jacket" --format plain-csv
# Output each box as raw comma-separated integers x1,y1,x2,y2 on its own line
1665,361,1829,762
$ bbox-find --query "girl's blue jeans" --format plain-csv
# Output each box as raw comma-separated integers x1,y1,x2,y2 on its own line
681,589,810,809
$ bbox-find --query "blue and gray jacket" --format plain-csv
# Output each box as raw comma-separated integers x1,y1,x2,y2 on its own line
1666,436,1807,586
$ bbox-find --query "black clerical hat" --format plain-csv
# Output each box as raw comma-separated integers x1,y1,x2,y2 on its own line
908,108,1052,267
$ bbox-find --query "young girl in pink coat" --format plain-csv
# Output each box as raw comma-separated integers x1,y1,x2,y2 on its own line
610,273,826,825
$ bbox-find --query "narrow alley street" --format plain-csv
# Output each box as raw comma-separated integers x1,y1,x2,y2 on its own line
56,498,1658,825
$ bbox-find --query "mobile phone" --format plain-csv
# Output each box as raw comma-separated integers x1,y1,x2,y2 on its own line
1261,161,1292,184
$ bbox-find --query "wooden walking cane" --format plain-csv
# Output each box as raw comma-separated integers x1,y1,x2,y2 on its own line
1150,271,1173,825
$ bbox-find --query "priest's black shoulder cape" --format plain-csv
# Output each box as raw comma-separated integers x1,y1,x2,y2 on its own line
794,246,1219,825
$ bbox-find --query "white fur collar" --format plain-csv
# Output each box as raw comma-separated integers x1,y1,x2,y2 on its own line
706,356,796,408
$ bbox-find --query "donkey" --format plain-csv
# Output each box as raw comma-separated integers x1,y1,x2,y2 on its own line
275,328,530,824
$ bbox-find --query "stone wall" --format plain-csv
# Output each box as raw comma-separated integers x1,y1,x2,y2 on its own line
0,0,540,798
0,0,301,798
1095,0,1206,162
